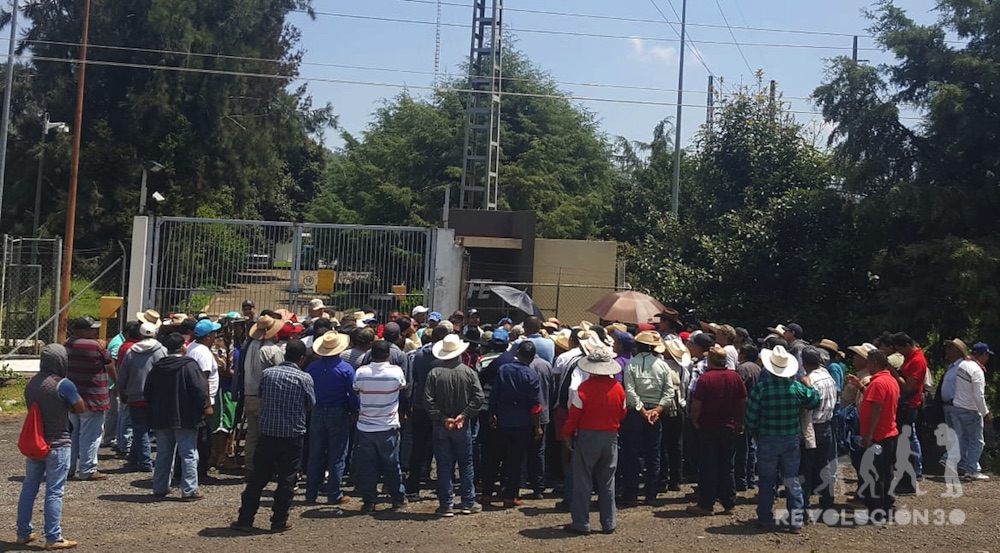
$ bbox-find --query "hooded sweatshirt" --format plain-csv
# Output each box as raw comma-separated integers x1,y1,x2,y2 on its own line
143,354,210,430
24,344,81,447
118,338,168,405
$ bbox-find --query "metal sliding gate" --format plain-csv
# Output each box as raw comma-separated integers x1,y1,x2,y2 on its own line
146,217,433,317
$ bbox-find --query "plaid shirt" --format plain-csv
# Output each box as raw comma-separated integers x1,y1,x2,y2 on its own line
746,376,820,437
259,362,316,438
809,368,837,424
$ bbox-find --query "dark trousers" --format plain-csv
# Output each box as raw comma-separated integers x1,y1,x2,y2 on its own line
682,417,700,483
479,422,502,497
621,410,662,501
238,435,303,527
864,435,898,516
526,423,548,493
895,406,920,492
406,409,433,494
197,424,211,477
734,430,756,490
696,427,737,510
802,422,836,509
660,413,683,486
498,426,532,500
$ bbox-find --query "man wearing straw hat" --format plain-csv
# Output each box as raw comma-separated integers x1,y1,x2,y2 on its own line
661,336,691,492
621,330,674,506
241,314,285,472
562,344,626,535
304,329,357,506
425,334,485,516
746,345,820,533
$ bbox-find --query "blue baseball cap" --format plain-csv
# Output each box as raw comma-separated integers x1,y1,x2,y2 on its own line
497,317,513,326
491,328,510,344
194,319,222,338
972,342,994,355
428,311,442,322
614,329,635,350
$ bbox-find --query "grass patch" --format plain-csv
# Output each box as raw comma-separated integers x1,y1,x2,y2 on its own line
0,374,28,414
37,278,116,320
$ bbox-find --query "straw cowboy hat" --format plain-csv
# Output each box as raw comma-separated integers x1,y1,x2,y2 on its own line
313,330,350,357
663,336,692,366
945,338,969,357
249,314,283,341
634,330,666,354
552,329,573,351
432,334,469,361
605,322,627,334
847,342,877,359
136,309,162,329
761,345,799,379
543,318,561,331
577,345,622,376
816,339,845,359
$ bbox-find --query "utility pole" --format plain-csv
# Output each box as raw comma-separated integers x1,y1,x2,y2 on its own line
706,75,715,132
0,0,19,229
58,0,92,341
670,0,688,217
853,35,859,63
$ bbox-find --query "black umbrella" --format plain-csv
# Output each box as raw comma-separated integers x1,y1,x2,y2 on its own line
489,285,543,318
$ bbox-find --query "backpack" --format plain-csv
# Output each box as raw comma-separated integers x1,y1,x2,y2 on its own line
18,403,50,460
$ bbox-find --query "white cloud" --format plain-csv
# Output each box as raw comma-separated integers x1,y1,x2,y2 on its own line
629,37,678,65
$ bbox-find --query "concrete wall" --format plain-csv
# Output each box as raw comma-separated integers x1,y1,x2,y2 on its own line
431,227,463,316
533,239,617,325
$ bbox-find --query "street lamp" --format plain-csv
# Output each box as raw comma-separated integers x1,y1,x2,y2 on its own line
32,112,70,238
138,160,165,215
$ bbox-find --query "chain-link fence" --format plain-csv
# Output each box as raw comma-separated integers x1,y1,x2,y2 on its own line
0,236,126,355
464,280,629,327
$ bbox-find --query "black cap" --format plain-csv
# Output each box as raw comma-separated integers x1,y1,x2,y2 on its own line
467,308,479,316
691,332,716,350
801,346,822,367
464,327,483,344
242,299,255,308
163,332,186,353
786,323,803,338
371,339,391,360
71,316,101,331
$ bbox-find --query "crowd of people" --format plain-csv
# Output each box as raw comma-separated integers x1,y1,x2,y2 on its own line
13,300,994,547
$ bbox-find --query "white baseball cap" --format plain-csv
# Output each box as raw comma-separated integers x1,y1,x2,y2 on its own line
411,305,429,317
139,322,158,338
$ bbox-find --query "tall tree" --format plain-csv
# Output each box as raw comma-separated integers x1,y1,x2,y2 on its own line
0,0,334,245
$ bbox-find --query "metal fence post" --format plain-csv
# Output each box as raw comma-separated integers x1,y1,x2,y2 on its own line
0,234,7,347
148,217,161,311
289,222,302,312
424,229,435,310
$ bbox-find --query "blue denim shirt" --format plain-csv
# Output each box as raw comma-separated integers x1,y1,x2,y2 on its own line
305,356,359,411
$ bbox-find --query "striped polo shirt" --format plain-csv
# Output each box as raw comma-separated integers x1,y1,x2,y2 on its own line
353,361,406,432
65,337,112,411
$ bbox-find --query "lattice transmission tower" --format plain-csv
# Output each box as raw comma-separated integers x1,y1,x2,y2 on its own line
458,0,503,211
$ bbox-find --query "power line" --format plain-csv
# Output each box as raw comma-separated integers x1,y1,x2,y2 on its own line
9,37,828,102
713,0,753,75
301,10,882,52
5,51,924,120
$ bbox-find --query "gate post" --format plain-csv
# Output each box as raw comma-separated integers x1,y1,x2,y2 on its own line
127,216,151,320
289,223,303,313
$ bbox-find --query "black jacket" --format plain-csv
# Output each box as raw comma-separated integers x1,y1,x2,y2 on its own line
143,354,210,430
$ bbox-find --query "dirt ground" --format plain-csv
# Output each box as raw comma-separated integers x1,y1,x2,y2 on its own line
0,415,997,553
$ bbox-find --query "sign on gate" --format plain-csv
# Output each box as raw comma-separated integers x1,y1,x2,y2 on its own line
144,218,433,317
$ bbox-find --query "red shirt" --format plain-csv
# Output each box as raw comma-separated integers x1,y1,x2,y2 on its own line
899,348,928,408
563,376,626,435
691,367,748,431
65,337,113,412
860,370,900,442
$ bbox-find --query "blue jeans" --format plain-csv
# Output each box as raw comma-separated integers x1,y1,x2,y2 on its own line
802,422,837,509
946,405,984,474
128,406,153,471
69,410,105,477
306,407,351,502
756,435,804,528
354,429,405,504
153,428,200,496
433,422,476,508
17,446,71,543
735,431,757,490
117,404,133,454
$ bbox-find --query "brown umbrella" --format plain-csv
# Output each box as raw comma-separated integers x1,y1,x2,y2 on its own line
586,291,668,325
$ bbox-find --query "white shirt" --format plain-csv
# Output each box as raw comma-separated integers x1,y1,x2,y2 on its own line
554,348,583,380
186,341,218,405
808,367,837,424
944,359,989,416
354,362,407,432
724,345,738,371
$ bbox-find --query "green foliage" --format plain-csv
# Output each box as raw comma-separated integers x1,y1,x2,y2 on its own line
0,0,335,245
311,47,620,239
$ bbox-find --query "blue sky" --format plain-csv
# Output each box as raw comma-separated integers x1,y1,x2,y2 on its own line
289,0,940,149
